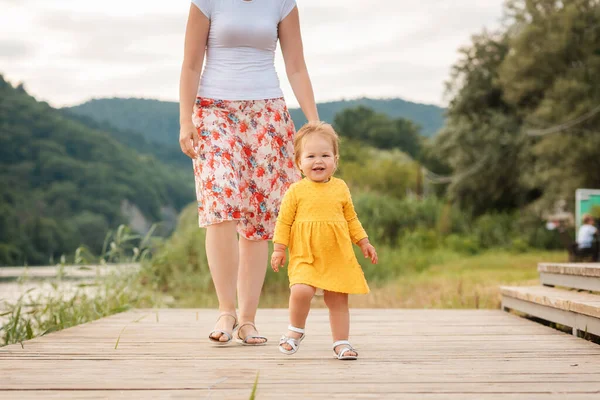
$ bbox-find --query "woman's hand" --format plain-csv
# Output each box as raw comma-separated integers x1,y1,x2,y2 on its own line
179,121,199,158
271,249,287,272
358,239,378,264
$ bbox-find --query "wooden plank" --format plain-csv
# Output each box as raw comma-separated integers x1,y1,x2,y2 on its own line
2,392,600,400
3,361,600,389
502,296,600,336
500,286,600,318
538,263,600,277
1,309,600,399
540,272,600,292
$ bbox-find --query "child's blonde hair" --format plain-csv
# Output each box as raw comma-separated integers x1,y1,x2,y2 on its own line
294,121,340,169
582,213,594,224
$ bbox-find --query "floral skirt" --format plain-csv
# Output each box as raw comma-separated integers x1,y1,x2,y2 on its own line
192,97,300,240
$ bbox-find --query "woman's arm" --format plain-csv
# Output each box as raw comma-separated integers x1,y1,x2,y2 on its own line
279,7,319,122
178,5,210,158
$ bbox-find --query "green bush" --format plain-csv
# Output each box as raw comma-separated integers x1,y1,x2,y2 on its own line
398,228,440,251
469,211,563,251
141,191,566,300
444,234,481,255
470,213,516,249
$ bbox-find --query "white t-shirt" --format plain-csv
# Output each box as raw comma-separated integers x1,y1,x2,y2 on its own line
577,224,597,248
191,0,297,100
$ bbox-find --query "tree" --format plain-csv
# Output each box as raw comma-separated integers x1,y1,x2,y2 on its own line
333,106,422,157
432,31,533,214
433,0,600,214
499,0,600,209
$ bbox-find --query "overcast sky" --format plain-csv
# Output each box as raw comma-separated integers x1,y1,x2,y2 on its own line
1,0,505,108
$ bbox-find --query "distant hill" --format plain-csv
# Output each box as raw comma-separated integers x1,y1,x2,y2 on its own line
60,108,191,170
67,97,445,145
289,98,445,137
67,98,180,146
0,76,193,266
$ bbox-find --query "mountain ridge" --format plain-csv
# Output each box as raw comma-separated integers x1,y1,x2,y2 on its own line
66,96,445,145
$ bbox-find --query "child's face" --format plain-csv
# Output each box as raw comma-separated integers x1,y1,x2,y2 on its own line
299,133,337,182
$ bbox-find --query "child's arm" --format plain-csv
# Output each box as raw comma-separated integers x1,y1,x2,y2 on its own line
343,184,378,264
271,186,298,272
342,184,368,243
271,243,287,273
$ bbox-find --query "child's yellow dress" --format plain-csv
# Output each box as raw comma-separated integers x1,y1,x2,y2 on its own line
273,177,370,294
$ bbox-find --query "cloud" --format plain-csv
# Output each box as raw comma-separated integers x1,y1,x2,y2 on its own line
304,59,449,106
0,0,505,108
38,12,185,38
0,40,34,59
34,12,186,64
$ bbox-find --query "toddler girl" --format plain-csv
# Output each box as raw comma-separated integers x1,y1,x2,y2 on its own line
271,121,378,360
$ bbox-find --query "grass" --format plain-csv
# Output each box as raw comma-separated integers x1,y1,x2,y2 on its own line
0,224,161,346
346,250,567,309
249,372,259,400
143,247,567,310
0,264,156,347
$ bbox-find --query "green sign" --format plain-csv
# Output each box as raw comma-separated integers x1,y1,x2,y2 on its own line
576,189,600,231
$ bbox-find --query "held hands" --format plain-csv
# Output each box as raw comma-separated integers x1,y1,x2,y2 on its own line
179,121,199,159
271,248,287,272
358,238,378,264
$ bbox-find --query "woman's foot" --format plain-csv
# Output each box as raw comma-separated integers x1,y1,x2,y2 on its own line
209,313,237,343
236,322,268,345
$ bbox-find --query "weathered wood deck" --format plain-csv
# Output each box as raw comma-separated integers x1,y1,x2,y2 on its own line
2,309,600,399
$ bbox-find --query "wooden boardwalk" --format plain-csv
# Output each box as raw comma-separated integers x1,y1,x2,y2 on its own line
1,309,600,399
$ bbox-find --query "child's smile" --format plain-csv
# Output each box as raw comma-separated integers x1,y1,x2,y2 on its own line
299,133,337,182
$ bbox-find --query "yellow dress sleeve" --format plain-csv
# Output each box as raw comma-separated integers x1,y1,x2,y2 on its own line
273,185,298,246
342,183,368,244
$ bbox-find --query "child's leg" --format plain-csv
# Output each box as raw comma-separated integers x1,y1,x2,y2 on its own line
323,290,356,357
206,221,239,342
280,284,316,351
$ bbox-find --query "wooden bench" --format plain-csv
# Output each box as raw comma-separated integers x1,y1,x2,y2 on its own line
501,262,600,338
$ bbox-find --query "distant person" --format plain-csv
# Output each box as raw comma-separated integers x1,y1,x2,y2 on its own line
271,122,378,360
576,214,598,261
178,0,318,345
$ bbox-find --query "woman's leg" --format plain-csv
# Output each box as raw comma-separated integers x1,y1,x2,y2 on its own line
323,290,356,357
206,221,239,341
280,284,316,351
237,236,269,344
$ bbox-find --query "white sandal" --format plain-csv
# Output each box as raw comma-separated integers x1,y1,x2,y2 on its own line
235,322,268,346
208,312,238,345
278,325,305,355
332,340,358,360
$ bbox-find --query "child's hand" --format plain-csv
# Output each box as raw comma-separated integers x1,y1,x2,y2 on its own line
271,249,286,272
358,239,378,264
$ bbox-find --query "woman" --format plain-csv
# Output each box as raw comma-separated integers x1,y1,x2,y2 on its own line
178,0,318,345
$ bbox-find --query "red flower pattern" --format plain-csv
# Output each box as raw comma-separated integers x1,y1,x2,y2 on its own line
191,97,300,240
